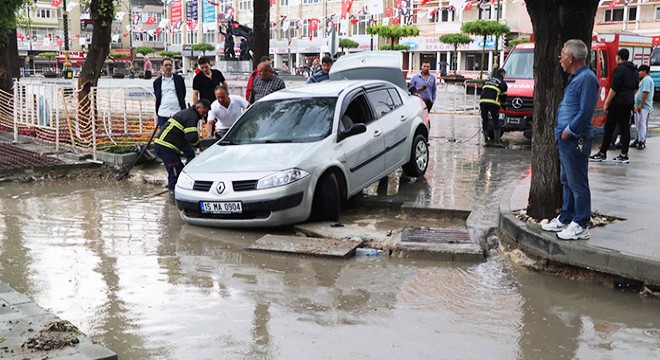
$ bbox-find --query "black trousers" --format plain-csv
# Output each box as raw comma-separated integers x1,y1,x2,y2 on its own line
600,102,634,155
480,103,501,132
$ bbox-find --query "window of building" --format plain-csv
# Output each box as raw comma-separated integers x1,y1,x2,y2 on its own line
280,0,288,5
604,8,637,21
36,9,52,18
655,6,660,20
301,19,318,38
351,15,369,35
239,0,253,11
303,0,320,4
203,32,215,44
478,7,491,20
187,31,198,44
279,21,295,39
172,32,182,45
441,8,455,22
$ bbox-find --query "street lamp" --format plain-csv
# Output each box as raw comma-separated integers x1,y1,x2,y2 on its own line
61,0,73,78
26,0,38,75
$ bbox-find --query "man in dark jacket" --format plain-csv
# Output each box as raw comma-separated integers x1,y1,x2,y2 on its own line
479,68,508,147
153,57,186,128
153,100,211,199
589,49,638,164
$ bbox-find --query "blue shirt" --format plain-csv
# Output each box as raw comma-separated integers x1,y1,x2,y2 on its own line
410,73,437,102
555,65,599,139
307,70,329,83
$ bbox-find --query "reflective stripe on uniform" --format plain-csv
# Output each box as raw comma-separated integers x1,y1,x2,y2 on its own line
483,84,501,94
154,120,181,152
480,98,501,106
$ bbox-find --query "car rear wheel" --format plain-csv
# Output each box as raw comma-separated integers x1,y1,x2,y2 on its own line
402,134,429,178
310,172,340,222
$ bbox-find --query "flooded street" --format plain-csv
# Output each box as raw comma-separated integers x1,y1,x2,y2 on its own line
1,113,659,359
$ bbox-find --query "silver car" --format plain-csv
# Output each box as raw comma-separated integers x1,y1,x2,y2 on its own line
175,52,430,227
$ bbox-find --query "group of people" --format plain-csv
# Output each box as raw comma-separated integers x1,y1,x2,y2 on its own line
150,54,337,201
588,48,655,163
542,40,655,241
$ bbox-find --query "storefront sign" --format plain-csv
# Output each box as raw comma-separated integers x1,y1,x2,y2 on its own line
400,36,495,52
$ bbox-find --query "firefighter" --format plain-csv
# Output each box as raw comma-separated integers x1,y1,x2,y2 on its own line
479,68,508,147
153,99,211,202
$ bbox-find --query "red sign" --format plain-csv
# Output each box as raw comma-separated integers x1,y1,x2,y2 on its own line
170,0,182,24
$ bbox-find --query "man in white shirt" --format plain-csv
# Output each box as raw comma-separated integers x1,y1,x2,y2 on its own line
153,57,187,128
205,86,250,139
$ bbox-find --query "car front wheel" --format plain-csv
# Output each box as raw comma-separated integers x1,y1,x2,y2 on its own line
402,134,429,177
310,172,340,222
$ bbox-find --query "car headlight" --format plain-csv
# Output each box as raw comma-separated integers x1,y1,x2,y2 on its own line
177,171,195,190
257,168,310,190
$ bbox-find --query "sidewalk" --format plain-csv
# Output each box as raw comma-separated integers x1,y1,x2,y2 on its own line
499,135,660,287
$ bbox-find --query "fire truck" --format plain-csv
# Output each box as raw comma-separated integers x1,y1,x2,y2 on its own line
650,36,660,98
500,33,654,138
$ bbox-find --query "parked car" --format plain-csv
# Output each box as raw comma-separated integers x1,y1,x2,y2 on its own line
175,52,431,227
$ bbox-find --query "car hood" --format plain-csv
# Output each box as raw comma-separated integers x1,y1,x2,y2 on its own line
185,142,321,173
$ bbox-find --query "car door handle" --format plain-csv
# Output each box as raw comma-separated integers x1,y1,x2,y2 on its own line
373,130,382,137
400,115,406,121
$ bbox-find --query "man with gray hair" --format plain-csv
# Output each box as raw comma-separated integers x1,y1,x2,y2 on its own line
249,62,285,103
541,39,599,240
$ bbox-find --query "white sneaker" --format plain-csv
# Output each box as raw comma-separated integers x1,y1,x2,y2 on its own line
557,221,590,240
542,216,568,232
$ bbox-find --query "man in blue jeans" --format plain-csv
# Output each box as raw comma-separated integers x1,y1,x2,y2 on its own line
542,39,599,240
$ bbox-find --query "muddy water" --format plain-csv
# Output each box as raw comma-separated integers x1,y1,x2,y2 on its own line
0,115,659,359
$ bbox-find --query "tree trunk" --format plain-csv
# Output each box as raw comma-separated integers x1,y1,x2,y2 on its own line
0,30,20,93
525,0,599,220
78,0,114,124
252,0,269,69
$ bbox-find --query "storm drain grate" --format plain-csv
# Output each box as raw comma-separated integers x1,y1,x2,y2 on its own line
401,227,472,244
0,144,64,170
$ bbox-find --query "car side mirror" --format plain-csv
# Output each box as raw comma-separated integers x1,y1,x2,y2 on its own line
338,123,367,142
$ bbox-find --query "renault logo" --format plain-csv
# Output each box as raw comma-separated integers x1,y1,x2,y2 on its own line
216,182,226,194
512,98,524,109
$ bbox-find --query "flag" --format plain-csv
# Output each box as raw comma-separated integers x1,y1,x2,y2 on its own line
350,18,359,24
112,34,120,42
66,2,78,11
51,0,62,7
609,0,620,8
145,16,157,25
56,37,63,46
341,0,354,19
282,20,290,31
159,19,170,28
449,0,466,9
308,18,319,32
270,0,276,4
385,6,392,17
295,19,301,29
115,12,126,21
17,32,24,41
156,27,162,35
421,0,431,5
624,0,632,4
123,33,129,38
464,2,473,10
208,0,219,5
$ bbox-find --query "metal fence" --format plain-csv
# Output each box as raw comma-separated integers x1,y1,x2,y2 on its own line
0,80,249,163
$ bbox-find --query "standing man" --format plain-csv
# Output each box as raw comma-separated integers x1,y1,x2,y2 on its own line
143,56,153,80
410,61,437,112
307,56,333,84
589,49,638,164
153,100,211,200
206,86,249,139
631,65,654,150
153,57,186,128
249,62,285,103
246,56,272,102
479,68,508,147
542,39,599,240
192,56,228,104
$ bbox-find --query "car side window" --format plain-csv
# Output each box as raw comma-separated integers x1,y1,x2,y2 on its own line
387,88,403,108
366,89,396,118
340,93,375,132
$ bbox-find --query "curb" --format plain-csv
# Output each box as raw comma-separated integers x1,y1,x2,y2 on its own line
499,177,660,287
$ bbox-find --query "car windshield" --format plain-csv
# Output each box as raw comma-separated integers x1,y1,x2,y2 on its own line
222,97,337,144
503,49,534,79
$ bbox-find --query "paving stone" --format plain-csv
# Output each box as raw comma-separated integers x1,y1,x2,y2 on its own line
246,234,363,258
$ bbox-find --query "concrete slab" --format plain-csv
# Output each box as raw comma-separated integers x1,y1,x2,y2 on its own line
294,222,393,243
246,234,363,258
0,285,117,360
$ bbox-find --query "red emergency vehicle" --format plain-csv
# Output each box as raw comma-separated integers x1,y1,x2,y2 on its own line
500,33,653,138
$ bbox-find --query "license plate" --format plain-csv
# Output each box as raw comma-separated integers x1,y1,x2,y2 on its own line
200,201,243,214
507,117,522,125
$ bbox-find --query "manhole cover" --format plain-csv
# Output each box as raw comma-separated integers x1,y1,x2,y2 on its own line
0,144,64,170
401,227,472,244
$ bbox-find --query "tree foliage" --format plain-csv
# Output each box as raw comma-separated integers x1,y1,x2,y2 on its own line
508,37,531,47
461,20,510,78
191,42,215,56
135,46,155,56
159,50,182,57
0,0,24,92
338,38,359,52
439,33,473,75
379,44,410,51
367,25,419,49
107,52,125,61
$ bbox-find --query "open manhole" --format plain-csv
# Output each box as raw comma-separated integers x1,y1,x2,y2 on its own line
401,227,472,244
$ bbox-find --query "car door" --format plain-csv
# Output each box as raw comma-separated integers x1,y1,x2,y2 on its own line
338,91,386,193
366,86,411,172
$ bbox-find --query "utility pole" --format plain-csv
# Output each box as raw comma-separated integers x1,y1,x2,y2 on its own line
62,0,73,78
493,0,501,69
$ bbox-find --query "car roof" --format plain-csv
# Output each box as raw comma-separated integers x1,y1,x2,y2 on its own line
259,79,390,100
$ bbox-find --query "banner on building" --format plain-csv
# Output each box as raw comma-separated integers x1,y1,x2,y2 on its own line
202,0,215,23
